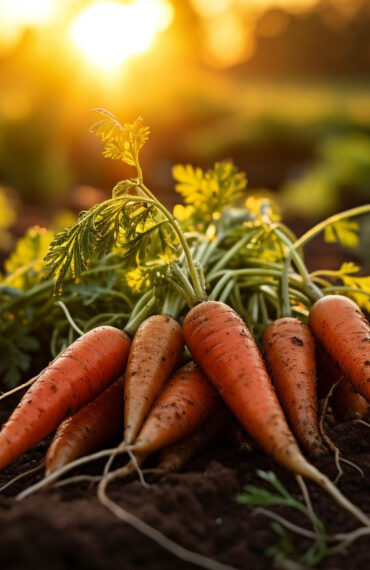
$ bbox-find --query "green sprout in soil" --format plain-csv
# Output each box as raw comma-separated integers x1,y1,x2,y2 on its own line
237,470,332,568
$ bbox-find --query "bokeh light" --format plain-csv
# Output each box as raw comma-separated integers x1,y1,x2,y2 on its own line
70,0,174,71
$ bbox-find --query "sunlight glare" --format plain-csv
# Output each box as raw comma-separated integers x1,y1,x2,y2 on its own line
70,0,174,71
0,0,59,51
0,0,58,27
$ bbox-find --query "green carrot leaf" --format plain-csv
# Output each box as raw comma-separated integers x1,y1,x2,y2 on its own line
90,109,149,167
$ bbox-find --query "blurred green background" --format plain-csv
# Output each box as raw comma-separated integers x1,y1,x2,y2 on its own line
0,0,369,265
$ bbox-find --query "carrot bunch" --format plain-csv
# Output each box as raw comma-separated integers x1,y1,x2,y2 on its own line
0,110,369,570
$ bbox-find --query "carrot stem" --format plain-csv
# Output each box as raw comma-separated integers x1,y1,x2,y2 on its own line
124,295,157,337
139,182,207,303
273,227,323,302
281,256,292,318
207,231,257,280
293,205,370,251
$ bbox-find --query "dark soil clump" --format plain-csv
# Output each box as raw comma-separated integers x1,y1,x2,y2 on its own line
0,400,369,570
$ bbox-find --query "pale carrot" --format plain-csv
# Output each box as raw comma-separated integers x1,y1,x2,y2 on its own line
124,314,184,445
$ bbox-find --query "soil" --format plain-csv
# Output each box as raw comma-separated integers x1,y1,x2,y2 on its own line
0,396,369,570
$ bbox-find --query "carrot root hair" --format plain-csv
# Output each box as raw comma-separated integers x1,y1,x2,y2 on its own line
319,379,364,482
0,461,44,492
97,472,236,570
302,461,370,528
15,443,131,501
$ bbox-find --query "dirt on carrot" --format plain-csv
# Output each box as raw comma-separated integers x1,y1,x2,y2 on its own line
0,394,369,570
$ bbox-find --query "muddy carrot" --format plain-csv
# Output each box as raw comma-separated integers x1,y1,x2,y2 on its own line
133,361,220,454
263,317,325,457
183,300,370,526
124,314,184,445
158,405,231,473
309,295,370,403
316,345,369,420
45,377,125,475
0,326,130,471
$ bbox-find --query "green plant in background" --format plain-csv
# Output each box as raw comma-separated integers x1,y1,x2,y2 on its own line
282,133,370,219
0,186,16,253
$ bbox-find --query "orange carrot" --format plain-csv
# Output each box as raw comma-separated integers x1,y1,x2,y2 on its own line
124,315,184,445
183,301,370,526
45,377,125,475
263,317,325,457
309,295,370,403
184,301,307,472
158,405,231,473
0,326,130,471
316,344,370,420
133,361,220,454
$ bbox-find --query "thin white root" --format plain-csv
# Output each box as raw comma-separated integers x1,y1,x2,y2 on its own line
16,444,130,501
252,507,318,540
253,507,370,549
97,473,236,570
353,419,370,430
0,462,44,492
331,527,370,553
55,301,84,336
0,376,38,402
336,457,364,480
296,475,315,523
319,379,363,481
303,462,370,527
54,475,102,488
0,350,62,403
127,450,149,489
103,444,123,476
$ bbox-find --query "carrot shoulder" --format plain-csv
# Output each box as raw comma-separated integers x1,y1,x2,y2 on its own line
0,326,130,471
45,377,125,475
263,317,325,457
124,315,184,445
309,295,370,402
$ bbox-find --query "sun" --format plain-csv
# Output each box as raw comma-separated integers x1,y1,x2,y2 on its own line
70,0,174,72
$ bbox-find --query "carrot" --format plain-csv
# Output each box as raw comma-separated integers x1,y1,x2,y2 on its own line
45,377,125,475
158,405,231,473
0,326,130,472
263,317,325,457
124,314,184,445
331,377,369,420
316,345,369,420
309,295,370,403
184,302,305,471
183,300,370,525
133,361,220,455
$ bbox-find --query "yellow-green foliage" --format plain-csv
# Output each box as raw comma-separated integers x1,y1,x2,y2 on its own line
90,110,149,167
0,187,16,252
173,161,247,223
324,219,359,248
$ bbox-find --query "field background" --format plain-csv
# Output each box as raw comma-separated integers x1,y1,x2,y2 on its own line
0,0,369,265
